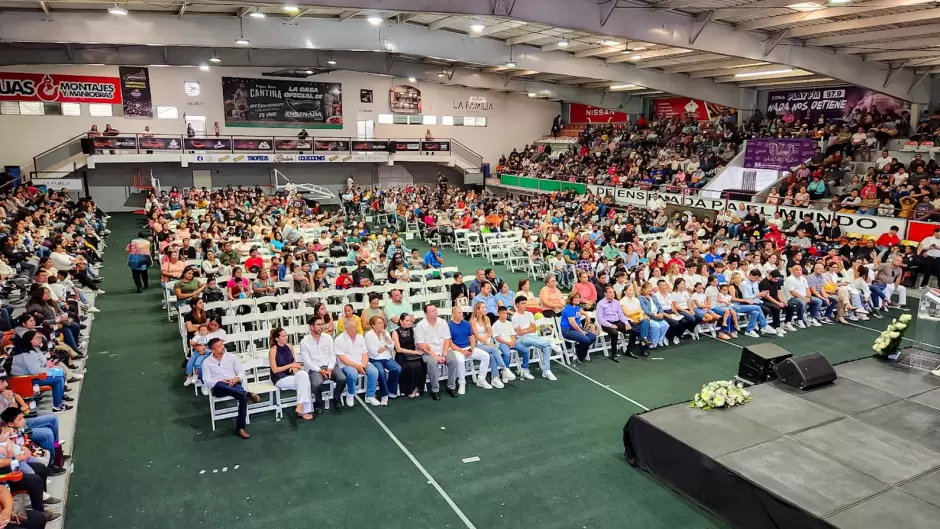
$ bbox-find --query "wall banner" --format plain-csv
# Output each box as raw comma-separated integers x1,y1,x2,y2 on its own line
744,138,817,171
0,72,121,104
32,178,84,191
184,138,232,151
659,192,726,211
314,140,351,152
352,140,389,152
391,141,421,152
139,137,181,150
421,141,451,152
588,185,648,206
766,87,910,122
90,136,137,150
119,67,153,118
232,138,273,151
274,139,312,151
389,85,422,114
185,153,389,164
651,97,733,122
569,104,629,124
222,77,343,129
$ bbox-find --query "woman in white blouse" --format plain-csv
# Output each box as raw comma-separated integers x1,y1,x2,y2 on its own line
202,250,226,277
364,316,402,406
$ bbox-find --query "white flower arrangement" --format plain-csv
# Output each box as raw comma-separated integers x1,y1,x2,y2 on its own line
873,314,913,358
691,380,752,410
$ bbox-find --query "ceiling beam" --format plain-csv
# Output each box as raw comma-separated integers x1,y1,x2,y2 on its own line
236,7,253,18
38,0,49,16
736,77,838,88
635,53,726,69
689,64,786,79
662,58,768,74
865,49,940,61
506,33,550,45
337,10,360,21
736,0,933,32
805,25,940,47
714,70,814,83
177,1,189,18
689,11,713,46
711,0,804,21
842,36,940,53
470,21,527,38
608,48,694,64
574,45,624,58
289,8,311,21
428,15,461,31
787,8,940,39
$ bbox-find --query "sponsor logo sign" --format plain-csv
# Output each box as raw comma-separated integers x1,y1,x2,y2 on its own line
392,142,421,152
569,104,628,123
421,141,451,152
32,178,84,191
246,155,269,162
298,155,326,162
184,138,232,151
91,136,138,150
273,154,296,163
0,72,121,104
138,137,181,150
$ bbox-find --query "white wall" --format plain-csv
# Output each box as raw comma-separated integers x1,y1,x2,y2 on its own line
0,64,559,170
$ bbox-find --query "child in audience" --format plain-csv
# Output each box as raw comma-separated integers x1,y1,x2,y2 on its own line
184,324,211,387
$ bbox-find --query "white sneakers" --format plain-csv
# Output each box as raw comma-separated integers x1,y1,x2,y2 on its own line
502,368,516,382
795,320,807,329
183,376,194,387
476,376,493,389
519,369,535,380
760,326,777,335
345,395,355,407
365,396,382,406
672,336,680,345
458,380,466,395
745,330,760,338
810,319,822,327
380,396,389,406
490,377,504,389
542,371,557,381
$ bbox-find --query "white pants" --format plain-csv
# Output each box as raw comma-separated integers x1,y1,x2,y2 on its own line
453,348,491,382
883,283,907,305
275,374,313,414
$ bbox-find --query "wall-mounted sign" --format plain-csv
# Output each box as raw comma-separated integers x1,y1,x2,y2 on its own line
222,76,343,129
766,87,910,122
569,103,628,123
651,97,733,122
90,136,138,150
139,137,181,151
744,138,817,171
32,178,84,192
360,89,373,103
0,72,121,104
184,138,232,151
183,153,390,164
232,138,273,151
314,140,351,152
352,140,389,152
274,139,312,151
421,141,451,152
390,85,422,114
454,96,494,112
119,67,153,118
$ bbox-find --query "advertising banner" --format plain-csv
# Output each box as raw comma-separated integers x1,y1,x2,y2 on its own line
588,185,648,206
274,139,312,151
32,178,84,192
744,138,817,171
232,138,273,151
314,140,351,152
391,141,421,152
0,72,121,104
184,153,389,164
222,77,343,129
421,141,451,152
389,85,422,114
119,67,153,118
139,137,181,151
569,104,628,124
906,221,940,243
91,136,137,150
651,97,733,122
352,140,389,152
184,138,232,151
766,87,910,122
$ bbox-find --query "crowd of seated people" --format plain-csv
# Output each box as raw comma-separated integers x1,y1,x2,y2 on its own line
147,178,940,440
0,184,107,527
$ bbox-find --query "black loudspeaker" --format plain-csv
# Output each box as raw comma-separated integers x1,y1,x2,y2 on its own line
738,343,792,385
80,138,96,155
773,353,837,390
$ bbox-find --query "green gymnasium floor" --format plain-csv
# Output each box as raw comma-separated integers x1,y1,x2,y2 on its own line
64,214,925,529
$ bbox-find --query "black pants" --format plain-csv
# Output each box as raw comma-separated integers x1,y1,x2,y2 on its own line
920,256,940,288
662,316,683,339
601,322,636,358
762,303,792,328
131,269,149,290
395,354,427,396
10,466,47,510
75,270,99,290
10,510,45,529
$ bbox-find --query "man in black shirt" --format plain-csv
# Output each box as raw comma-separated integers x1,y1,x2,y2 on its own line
795,214,816,237
328,236,348,258
351,260,374,288
758,270,793,331
838,238,864,263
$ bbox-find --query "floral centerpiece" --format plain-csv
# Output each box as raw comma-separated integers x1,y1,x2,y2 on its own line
873,314,913,359
691,380,752,410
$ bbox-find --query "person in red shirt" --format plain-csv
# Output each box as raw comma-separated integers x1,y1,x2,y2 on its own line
243,247,264,272
875,226,901,251
335,268,353,290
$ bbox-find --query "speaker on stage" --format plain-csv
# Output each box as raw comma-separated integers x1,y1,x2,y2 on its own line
737,343,792,385
80,138,96,155
773,353,836,390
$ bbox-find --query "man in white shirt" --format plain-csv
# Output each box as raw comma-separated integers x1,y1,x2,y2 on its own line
512,297,558,381
334,317,381,407
648,194,666,212
875,151,892,170
299,315,346,414
918,227,940,288
783,265,820,327
200,338,261,439
415,304,461,400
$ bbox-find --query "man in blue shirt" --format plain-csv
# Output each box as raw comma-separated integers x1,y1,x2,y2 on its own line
471,282,499,322
446,306,493,392
424,244,444,269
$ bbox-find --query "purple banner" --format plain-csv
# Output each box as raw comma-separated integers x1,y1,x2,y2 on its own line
744,138,817,171
766,86,910,122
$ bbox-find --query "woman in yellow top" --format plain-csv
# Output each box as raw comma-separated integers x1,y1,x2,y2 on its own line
335,304,362,335
619,284,649,344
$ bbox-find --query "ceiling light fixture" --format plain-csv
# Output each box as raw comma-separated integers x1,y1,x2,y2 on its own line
199,64,210,71
633,46,647,51
734,68,794,78
471,22,486,32
304,69,314,75
505,61,516,68
437,71,447,78
367,15,383,26
235,38,250,45
631,55,643,60
326,52,337,66
602,40,620,46
558,38,569,47
786,2,824,11
408,76,417,82
249,10,266,18
610,84,636,90
235,17,250,45
528,92,537,98
108,4,128,15
283,5,299,12
209,54,221,63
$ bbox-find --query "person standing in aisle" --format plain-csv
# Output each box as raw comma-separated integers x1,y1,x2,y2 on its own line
126,238,152,293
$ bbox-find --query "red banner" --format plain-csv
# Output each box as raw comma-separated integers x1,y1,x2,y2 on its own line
569,104,628,123
0,72,121,104
906,221,940,243
651,97,733,121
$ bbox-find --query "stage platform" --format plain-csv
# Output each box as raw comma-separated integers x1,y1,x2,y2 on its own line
624,357,940,529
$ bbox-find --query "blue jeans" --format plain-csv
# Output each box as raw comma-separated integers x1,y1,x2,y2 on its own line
35,246,50,259
496,342,529,370
562,329,597,361
211,382,249,430
186,352,209,377
733,303,766,332
869,283,886,309
369,358,401,398
340,364,378,398
647,318,669,344
516,334,553,373
45,373,65,408
815,296,836,319
475,343,507,376
26,414,59,454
